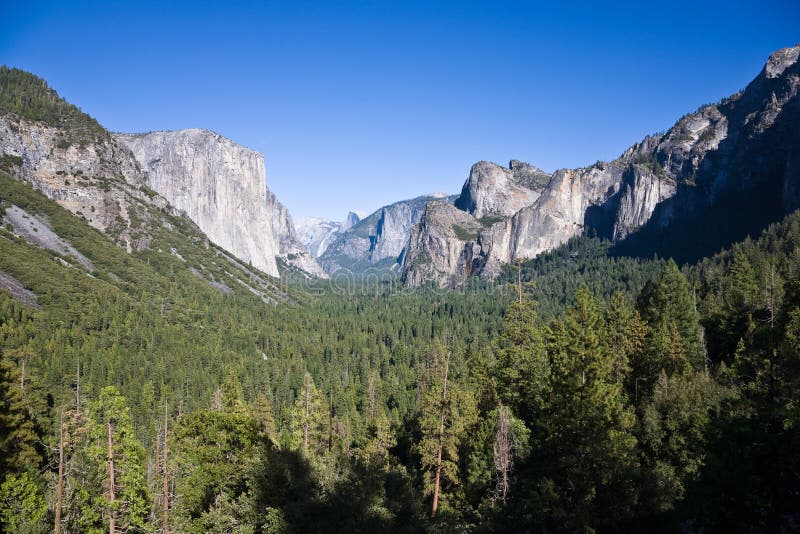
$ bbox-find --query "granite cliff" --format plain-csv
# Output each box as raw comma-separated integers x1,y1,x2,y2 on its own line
115,129,324,278
295,212,360,258
0,67,322,285
402,45,800,287
318,194,453,274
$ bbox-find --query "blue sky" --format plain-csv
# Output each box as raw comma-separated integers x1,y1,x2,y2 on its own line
2,1,798,220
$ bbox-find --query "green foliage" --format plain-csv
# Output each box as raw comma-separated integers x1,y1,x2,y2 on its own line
86,386,151,532
0,472,48,534
534,286,638,530
494,296,549,422
414,341,478,513
452,224,479,241
1,144,800,530
637,371,724,516
0,349,40,477
0,153,23,172
288,372,328,454
173,409,262,533
0,66,107,144
638,259,705,369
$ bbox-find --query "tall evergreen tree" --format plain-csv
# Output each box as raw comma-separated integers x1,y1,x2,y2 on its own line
289,372,328,455
86,386,151,533
535,286,637,530
0,349,40,478
494,296,550,424
638,260,706,369
415,342,477,515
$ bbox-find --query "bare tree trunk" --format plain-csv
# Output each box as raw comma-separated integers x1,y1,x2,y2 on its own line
20,357,25,399
303,375,310,453
54,412,64,534
107,421,116,534
367,374,377,422
328,389,334,452
76,360,81,416
493,404,512,503
432,351,451,516
163,400,169,534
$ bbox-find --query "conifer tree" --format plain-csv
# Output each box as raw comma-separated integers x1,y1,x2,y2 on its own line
0,349,40,477
494,295,549,423
415,342,477,515
638,260,705,369
289,372,328,455
605,291,646,387
86,386,151,533
538,286,637,530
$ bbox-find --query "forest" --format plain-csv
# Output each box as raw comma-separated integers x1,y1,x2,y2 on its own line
1,156,799,532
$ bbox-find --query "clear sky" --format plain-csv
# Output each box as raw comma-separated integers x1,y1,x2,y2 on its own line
2,1,798,220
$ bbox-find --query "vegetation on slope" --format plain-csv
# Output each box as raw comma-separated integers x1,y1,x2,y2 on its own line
0,66,107,146
2,161,799,530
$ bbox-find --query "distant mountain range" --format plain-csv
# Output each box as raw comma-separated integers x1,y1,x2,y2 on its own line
401,45,800,287
1,45,798,288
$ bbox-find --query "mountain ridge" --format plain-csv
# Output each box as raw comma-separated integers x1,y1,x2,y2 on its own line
401,45,800,287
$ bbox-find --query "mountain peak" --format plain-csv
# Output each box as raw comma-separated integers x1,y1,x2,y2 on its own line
764,45,800,79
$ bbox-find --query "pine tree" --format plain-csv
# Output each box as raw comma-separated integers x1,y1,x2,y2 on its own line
638,260,705,369
252,393,277,445
357,410,396,469
415,342,477,515
0,472,48,533
0,349,40,477
537,286,637,530
86,386,151,533
494,296,549,423
637,371,720,515
289,372,328,455
173,408,262,532
606,291,646,387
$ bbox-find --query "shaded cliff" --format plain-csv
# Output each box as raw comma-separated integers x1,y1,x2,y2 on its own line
403,45,800,287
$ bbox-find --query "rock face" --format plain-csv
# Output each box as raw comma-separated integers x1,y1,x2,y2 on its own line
0,113,170,252
115,130,325,278
266,191,328,278
115,129,282,276
319,194,453,274
455,160,550,218
403,45,800,287
1,69,322,288
295,212,361,258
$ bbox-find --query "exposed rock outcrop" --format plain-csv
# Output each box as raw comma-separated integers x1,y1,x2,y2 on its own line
267,191,328,278
296,212,361,258
403,45,800,287
319,194,453,274
0,113,169,252
115,129,283,277
455,160,550,218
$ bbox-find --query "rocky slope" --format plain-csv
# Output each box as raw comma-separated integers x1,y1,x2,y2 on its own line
318,194,453,274
295,212,360,258
266,190,328,278
0,109,171,253
403,45,800,287
0,68,318,299
115,129,324,278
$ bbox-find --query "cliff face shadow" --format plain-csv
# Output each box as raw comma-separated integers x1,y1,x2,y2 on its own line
609,63,800,264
